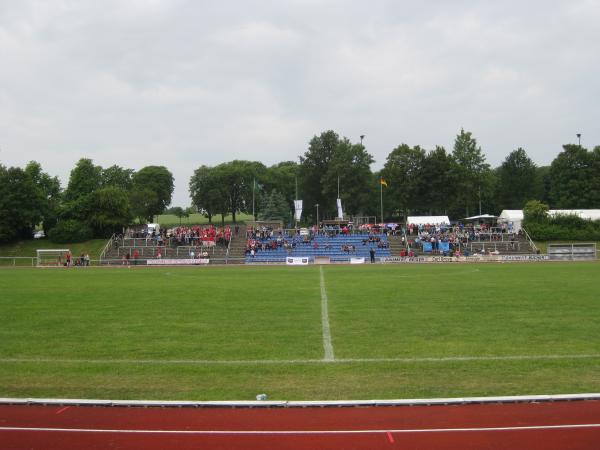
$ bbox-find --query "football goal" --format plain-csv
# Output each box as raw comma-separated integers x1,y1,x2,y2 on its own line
36,249,71,267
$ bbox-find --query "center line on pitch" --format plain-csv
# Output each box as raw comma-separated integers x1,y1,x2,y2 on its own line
320,266,335,361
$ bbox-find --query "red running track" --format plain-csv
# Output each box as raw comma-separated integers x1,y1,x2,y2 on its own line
1,400,600,449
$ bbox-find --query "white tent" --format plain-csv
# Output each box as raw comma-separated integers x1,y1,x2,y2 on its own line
548,209,600,220
498,210,524,232
498,209,600,233
407,216,450,226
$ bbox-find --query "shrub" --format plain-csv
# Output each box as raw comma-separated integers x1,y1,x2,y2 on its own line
48,219,93,243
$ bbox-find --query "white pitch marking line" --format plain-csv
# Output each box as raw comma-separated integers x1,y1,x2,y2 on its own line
1,423,600,435
2,354,600,365
320,265,335,361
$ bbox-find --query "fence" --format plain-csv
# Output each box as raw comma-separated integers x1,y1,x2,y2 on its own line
547,243,597,261
0,257,36,267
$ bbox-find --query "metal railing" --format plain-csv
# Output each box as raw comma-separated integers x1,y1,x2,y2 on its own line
99,233,116,261
0,257,36,267
521,227,539,253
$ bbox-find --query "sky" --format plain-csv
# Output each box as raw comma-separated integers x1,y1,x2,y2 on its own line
1,0,599,206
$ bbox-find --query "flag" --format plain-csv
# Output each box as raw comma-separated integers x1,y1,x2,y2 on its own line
380,178,388,187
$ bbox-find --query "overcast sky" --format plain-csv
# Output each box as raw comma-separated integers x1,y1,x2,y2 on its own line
1,0,599,206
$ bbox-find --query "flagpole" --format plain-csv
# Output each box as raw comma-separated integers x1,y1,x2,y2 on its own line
252,178,255,221
380,179,383,224
295,176,298,228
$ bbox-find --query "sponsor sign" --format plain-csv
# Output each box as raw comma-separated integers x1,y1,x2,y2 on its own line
381,254,551,264
147,258,209,265
498,254,549,261
350,257,365,264
286,257,310,266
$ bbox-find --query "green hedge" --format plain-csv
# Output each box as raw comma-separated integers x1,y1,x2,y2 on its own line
48,220,93,243
524,215,600,241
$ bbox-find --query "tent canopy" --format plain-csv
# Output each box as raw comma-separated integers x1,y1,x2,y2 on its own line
407,216,450,226
548,209,600,220
498,210,524,221
463,214,498,221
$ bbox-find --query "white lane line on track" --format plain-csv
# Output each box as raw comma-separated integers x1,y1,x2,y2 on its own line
1,423,600,435
320,265,335,361
2,354,600,365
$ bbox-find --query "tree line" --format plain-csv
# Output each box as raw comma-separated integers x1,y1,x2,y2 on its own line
189,129,600,225
0,159,173,243
1,128,599,243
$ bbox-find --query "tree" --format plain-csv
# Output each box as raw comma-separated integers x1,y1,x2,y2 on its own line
189,165,228,224
381,144,426,219
323,138,374,217
63,158,102,203
130,187,159,224
496,148,538,210
298,130,341,219
131,166,174,222
24,161,62,234
214,160,266,222
259,190,291,222
548,144,599,208
523,200,549,222
264,161,299,219
87,186,132,237
0,166,45,242
421,146,457,215
451,129,490,216
101,165,134,190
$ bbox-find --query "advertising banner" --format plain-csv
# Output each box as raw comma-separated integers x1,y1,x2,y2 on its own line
294,200,303,221
147,259,210,265
350,257,365,264
286,257,310,266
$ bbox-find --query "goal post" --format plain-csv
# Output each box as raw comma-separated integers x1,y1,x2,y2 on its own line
36,249,71,267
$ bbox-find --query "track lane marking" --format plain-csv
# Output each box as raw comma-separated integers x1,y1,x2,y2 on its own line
1,423,600,435
2,354,600,365
55,406,69,415
319,266,334,361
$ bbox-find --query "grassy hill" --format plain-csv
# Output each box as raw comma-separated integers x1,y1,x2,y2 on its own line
0,239,107,260
155,212,254,228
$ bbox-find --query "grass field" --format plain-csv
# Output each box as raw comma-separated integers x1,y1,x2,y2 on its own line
1,262,599,400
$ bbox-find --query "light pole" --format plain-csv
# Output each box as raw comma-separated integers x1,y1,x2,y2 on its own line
360,135,365,146
315,204,319,230
577,133,581,148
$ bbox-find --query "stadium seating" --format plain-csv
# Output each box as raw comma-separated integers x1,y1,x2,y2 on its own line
245,233,391,263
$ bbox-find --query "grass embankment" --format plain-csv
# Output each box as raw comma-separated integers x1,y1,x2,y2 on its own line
0,263,599,400
0,239,107,265
155,213,253,228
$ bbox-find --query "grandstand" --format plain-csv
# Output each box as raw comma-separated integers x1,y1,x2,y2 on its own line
245,232,391,263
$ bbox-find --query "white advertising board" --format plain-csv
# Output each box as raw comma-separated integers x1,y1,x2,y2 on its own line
286,257,310,266
147,259,210,265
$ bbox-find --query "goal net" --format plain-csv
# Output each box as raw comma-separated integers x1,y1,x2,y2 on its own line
36,249,71,267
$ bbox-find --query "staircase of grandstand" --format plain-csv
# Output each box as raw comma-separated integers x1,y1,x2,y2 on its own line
225,233,248,264
246,233,391,263
387,233,407,256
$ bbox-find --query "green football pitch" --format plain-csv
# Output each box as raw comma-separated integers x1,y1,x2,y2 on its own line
1,262,599,400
